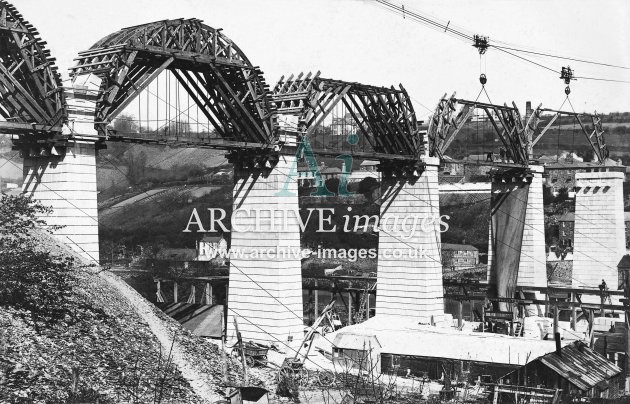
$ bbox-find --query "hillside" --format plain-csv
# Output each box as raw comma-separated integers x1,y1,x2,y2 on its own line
0,223,259,402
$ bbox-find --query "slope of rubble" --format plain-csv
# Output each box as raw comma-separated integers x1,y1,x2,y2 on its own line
0,230,263,403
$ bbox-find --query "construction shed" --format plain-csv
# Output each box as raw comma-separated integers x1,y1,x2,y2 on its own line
332,333,381,374
498,341,623,401
317,317,559,383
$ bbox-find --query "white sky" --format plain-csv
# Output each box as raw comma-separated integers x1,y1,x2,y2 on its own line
18,0,630,115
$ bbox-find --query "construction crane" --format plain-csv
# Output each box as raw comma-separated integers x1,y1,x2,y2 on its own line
278,300,337,385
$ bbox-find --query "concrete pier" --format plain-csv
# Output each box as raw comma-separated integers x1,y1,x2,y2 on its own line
572,169,626,292
376,158,445,324
516,166,547,288
22,74,101,263
227,155,304,343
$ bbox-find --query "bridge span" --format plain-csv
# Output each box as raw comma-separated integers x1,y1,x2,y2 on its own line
2,1,626,343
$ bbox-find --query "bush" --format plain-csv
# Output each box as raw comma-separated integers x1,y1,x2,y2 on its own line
0,194,74,324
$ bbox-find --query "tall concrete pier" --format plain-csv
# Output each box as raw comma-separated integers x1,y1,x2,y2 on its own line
227,154,304,343
22,74,101,263
516,166,547,288
376,157,444,324
572,169,626,291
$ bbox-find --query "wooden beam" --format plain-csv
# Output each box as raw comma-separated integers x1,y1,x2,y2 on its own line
108,56,174,121
98,51,138,120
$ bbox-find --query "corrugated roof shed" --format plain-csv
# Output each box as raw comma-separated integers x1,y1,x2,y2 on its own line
333,333,381,350
536,341,621,391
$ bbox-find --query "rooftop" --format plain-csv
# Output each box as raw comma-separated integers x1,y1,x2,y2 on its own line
618,254,630,268
156,248,197,261
200,234,224,243
317,316,560,366
528,341,621,391
442,243,479,251
333,333,381,350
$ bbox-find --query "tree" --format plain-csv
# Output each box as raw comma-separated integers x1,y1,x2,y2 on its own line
112,113,139,134
324,178,340,196
0,194,74,324
358,177,379,200
122,149,148,185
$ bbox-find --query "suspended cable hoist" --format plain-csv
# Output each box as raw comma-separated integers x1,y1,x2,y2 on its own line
560,66,575,95
473,34,489,54
473,34,489,85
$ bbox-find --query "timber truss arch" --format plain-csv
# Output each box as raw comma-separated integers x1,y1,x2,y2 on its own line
426,94,531,167
0,0,66,137
273,72,424,163
71,18,277,147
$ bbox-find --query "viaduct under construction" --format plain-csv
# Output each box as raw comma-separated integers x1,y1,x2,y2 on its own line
0,0,626,343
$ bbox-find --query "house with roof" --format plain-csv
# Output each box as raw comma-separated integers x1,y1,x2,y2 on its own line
558,211,630,249
441,243,480,270
155,248,198,270
543,157,624,195
618,254,630,290
196,234,228,262
497,341,623,401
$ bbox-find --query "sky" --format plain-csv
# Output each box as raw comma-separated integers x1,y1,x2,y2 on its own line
16,0,630,116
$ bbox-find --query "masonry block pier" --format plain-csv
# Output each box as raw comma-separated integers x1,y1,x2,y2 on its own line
226,153,304,343
516,165,547,289
376,158,445,324
572,169,626,293
22,74,102,263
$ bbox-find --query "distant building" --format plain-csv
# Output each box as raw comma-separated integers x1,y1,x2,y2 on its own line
558,211,630,249
441,243,479,270
155,248,197,269
349,160,380,182
440,157,464,176
543,157,624,195
320,166,341,181
330,113,358,137
617,254,630,290
297,163,326,188
196,234,227,261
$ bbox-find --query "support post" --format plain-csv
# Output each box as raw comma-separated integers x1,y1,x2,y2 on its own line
314,280,319,318
516,166,547,289
308,288,314,325
545,289,549,317
457,301,463,328
227,154,304,343
348,292,352,326
572,169,626,299
376,157,444,324
22,75,103,263
173,282,178,303
205,282,212,305
571,292,577,331
233,317,248,384
554,303,561,354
